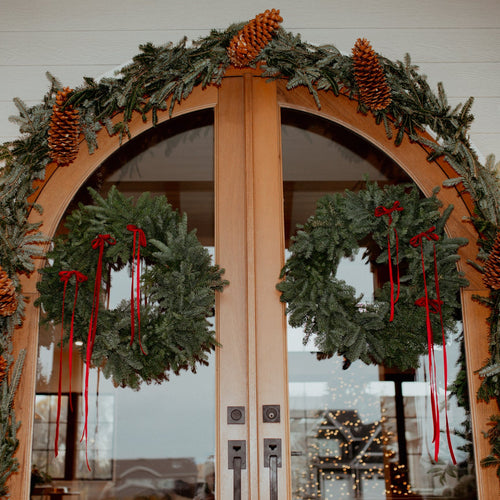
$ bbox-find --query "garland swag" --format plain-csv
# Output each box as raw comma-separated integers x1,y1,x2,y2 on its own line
37,187,228,389
1,13,500,491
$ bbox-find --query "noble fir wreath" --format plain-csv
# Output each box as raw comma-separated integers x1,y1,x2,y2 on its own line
1,8,500,489
37,186,228,390
277,182,469,371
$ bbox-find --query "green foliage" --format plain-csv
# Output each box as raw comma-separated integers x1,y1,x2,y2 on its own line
37,187,228,389
0,17,500,489
476,291,500,407
0,351,25,496
481,415,500,478
277,182,468,370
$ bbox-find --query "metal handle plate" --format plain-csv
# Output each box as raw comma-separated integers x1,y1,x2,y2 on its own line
264,438,282,500
228,440,246,500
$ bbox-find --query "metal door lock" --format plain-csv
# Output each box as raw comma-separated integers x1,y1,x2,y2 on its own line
228,406,245,424
228,440,246,469
263,404,280,423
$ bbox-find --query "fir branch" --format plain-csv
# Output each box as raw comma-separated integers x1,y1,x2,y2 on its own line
0,19,500,488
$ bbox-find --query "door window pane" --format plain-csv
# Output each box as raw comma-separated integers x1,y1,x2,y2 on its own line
33,111,216,499
282,109,476,499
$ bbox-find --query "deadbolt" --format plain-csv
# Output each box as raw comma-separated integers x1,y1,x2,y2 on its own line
227,406,245,424
263,404,280,423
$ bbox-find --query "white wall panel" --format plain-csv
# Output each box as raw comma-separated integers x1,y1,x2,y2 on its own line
0,66,117,100
298,28,500,63
2,0,499,30
2,29,498,67
0,30,209,66
1,0,499,159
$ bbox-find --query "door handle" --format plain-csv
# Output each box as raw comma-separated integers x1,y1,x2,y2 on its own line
228,440,246,500
264,438,282,500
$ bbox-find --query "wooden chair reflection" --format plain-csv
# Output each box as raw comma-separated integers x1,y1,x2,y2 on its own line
31,486,80,500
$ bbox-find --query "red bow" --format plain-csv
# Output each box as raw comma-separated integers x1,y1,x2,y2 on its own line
55,270,87,457
127,225,147,354
415,297,443,315
374,200,403,224
410,226,439,247
411,227,456,464
91,233,116,250
375,201,403,321
82,234,116,470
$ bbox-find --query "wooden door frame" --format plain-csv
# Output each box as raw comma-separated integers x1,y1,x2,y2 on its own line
276,81,495,499
11,73,496,499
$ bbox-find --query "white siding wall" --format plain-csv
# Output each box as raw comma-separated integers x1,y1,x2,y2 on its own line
1,0,499,160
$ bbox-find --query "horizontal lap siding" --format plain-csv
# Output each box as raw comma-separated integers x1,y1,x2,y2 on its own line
1,0,499,159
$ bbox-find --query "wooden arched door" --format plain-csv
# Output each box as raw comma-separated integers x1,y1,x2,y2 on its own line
13,70,493,499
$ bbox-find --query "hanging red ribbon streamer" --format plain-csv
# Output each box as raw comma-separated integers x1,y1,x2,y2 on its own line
374,200,403,321
433,242,457,465
127,225,147,355
82,234,116,470
411,226,456,464
55,270,87,457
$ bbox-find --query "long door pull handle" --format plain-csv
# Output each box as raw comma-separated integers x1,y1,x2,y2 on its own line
228,440,246,500
264,438,282,500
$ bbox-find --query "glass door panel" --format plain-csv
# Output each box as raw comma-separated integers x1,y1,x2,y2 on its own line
33,111,216,499
282,109,477,499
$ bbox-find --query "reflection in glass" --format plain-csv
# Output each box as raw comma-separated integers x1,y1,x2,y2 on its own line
32,111,216,499
283,110,476,499
288,258,474,499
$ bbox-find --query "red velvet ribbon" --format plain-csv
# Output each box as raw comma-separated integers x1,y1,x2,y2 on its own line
127,225,147,355
414,296,442,315
433,245,457,465
82,234,116,470
375,201,403,321
55,270,87,457
411,227,456,464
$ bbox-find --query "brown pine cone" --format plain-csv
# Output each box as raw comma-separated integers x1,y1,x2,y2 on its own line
0,356,7,384
48,87,80,166
483,232,500,289
0,267,17,317
228,9,283,67
352,38,392,111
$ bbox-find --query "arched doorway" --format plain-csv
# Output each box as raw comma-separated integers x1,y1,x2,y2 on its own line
14,71,493,499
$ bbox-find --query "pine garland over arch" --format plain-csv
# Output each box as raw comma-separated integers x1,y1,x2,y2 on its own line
1,14,500,492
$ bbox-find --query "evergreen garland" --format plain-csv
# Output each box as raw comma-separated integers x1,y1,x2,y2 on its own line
36,187,228,389
277,182,468,369
0,16,499,491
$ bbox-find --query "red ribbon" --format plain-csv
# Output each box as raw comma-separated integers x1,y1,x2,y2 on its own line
411,227,456,464
55,270,87,457
82,234,116,470
414,297,443,315
127,225,147,355
375,201,403,321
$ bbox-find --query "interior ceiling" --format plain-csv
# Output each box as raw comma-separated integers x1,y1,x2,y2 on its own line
106,124,389,184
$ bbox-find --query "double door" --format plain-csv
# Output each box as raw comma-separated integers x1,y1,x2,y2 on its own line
216,75,290,499
27,72,476,499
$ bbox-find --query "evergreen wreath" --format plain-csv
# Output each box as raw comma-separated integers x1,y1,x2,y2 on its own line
36,186,228,389
2,12,500,489
277,182,468,370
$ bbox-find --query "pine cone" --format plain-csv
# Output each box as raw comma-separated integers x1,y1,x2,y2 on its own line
48,87,80,166
227,9,283,67
352,38,392,111
0,356,7,384
0,267,17,317
483,232,500,289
